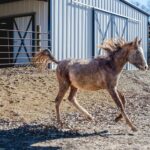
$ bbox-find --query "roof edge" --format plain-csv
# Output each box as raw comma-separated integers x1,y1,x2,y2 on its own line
120,0,150,16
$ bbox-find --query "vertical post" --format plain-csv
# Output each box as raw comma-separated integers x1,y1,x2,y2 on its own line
92,8,95,57
7,30,10,64
126,19,129,70
48,0,51,50
36,25,41,51
48,0,52,69
147,20,150,66
32,14,35,57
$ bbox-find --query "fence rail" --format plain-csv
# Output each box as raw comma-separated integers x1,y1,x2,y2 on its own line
0,28,51,67
0,28,51,34
0,37,51,41
0,45,51,48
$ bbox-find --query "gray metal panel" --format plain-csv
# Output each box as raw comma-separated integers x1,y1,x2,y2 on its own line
51,0,93,69
113,16,128,39
13,16,32,64
94,11,112,56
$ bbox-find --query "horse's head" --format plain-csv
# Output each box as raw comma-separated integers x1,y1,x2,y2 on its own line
127,37,148,71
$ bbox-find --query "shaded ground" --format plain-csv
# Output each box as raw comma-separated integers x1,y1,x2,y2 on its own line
0,67,150,150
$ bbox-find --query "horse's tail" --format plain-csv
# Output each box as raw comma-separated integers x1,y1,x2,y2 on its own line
32,49,59,70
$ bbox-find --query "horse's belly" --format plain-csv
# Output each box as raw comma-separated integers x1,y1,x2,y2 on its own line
69,72,105,91
73,82,101,91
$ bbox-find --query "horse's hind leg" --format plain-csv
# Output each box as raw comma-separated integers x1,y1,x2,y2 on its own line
108,87,137,132
55,83,69,126
68,86,94,120
115,90,126,122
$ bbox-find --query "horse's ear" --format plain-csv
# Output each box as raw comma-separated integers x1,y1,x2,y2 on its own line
138,38,142,45
132,37,138,47
134,37,138,44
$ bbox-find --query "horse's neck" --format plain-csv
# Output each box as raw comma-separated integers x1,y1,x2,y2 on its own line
112,47,129,74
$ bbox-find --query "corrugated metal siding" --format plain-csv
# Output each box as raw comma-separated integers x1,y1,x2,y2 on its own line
94,11,112,56
51,0,93,69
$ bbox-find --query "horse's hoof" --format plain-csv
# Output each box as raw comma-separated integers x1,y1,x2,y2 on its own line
115,117,120,122
87,116,94,121
132,127,138,132
57,121,64,129
115,115,122,122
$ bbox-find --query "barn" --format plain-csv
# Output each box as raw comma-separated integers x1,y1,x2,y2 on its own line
0,0,149,69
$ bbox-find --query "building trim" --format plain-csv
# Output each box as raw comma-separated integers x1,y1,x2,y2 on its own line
92,9,95,57
0,12,36,20
72,0,140,23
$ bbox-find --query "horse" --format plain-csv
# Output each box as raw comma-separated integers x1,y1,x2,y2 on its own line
33,37,148,131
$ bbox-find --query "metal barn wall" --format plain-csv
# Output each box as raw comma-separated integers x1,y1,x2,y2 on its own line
0,0,48,46
51,0,93,67
51,0,148,70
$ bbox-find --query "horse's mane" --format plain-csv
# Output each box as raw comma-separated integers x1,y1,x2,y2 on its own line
98,38,126,53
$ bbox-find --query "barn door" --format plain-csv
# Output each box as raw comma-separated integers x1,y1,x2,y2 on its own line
94,11,112,56
94,10,130,69
13,14,34,65
94,11,128,57
112,16,128,40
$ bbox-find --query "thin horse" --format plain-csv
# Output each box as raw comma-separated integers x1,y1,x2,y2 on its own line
33,37,148,131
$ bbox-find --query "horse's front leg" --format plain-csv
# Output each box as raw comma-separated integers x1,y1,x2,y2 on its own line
115,90,126,122
68,86,94,121
108,87,137,132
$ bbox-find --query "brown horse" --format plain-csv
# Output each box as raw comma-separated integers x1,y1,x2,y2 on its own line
33,37,148,131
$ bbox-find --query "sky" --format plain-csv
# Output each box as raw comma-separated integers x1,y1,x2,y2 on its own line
128,0,149,6
139,0,149,6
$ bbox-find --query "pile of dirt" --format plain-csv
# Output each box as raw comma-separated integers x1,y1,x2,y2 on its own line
0,67,150,149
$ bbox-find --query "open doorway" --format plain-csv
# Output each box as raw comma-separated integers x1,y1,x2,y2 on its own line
0,18,13,68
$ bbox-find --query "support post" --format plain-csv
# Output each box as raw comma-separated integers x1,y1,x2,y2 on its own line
36,25,41,51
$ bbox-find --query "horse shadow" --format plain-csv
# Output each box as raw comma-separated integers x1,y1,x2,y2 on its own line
0,123,134,150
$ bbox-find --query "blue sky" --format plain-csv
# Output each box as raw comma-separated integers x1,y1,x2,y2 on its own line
128,0,149,6
139,0,149,5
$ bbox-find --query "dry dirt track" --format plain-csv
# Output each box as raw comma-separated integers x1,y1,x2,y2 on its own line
0,67,150,150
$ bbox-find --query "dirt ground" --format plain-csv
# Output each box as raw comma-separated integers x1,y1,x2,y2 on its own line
0,67,150,150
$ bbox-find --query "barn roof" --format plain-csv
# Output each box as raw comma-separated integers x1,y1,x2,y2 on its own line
120,0,150,16
0,0,149,16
